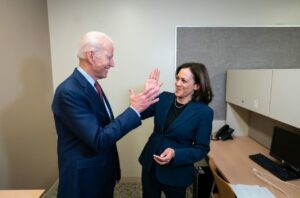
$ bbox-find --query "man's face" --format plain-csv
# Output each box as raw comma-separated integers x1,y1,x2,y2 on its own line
91,40,114,79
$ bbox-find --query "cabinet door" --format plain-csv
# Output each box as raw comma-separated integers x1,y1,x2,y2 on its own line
226,69,272,116
270,69,300,129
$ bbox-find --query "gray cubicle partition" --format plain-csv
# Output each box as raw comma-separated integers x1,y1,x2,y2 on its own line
176,26,300,120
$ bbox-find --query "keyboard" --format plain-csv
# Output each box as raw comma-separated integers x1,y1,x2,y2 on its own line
249,153,300,181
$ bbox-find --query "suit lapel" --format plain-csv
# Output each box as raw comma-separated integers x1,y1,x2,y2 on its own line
156,95,173,132
165,102,198,133
101,91,114,120
73,69,112,122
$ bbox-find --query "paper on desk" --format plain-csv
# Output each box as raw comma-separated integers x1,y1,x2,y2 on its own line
230,184,275,198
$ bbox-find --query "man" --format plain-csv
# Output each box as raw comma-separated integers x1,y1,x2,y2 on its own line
52,31,160,198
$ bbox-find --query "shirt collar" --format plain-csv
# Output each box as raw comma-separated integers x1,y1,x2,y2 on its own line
76,66,96,87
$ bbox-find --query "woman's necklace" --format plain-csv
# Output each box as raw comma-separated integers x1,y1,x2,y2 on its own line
174,99,186,109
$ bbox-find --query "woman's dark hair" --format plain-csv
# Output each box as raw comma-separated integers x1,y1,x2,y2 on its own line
176,62,213,104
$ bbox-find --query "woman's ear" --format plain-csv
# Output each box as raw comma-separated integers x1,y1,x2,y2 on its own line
194,84,200,91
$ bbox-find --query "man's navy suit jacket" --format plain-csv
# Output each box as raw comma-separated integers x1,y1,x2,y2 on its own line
52,69,141,198
139,92,213,187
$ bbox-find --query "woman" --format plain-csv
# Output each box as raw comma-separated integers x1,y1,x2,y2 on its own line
139,62,214,198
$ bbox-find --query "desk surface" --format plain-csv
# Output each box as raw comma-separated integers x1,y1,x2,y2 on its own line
209,136,300,198
0,189,44,198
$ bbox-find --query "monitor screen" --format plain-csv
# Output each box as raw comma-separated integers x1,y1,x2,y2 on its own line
270,127,300,173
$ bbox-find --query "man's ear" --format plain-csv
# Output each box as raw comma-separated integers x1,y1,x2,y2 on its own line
86,51,95,65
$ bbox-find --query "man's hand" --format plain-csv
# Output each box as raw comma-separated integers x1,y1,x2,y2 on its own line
129,68,162,113
129,85,160,113
153,148,175,165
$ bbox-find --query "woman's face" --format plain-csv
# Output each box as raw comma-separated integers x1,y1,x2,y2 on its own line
175,68,199,101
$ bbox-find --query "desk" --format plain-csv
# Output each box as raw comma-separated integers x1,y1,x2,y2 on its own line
0,189,44,198
209,136,300,198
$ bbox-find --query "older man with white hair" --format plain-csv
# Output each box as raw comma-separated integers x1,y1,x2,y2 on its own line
52,31,160,198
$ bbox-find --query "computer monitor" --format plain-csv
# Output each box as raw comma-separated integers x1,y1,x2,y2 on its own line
270,126,300,174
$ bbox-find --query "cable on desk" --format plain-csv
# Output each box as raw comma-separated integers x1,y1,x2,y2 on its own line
285,182,300,190
252,168,289,198
252,167,300,190
253,168,276,197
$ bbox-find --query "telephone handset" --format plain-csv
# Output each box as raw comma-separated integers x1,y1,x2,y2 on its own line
213,124,234,141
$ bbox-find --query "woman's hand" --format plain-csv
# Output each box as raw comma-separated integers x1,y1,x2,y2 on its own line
144,68,162,91
129,68,162,112
153,148,175,165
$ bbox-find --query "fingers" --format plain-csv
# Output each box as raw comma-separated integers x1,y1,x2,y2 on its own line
145,68,161,93
158,82,163,88
149,70,155,79
153,148,174,165
147,98,159,105
142,85,160,99
153,68,160,80
129,89,135,97
129,88,134,94
130,75,161,113
153,155,169,165
129,86,159,113
145,79,158,88
153,157,165,165
149,68,160,81
159,150,168,158
153,156,170,165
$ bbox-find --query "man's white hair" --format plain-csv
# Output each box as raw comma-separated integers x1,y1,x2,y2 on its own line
77,31,113,59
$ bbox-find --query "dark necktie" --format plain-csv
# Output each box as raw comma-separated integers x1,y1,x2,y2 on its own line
94,81,103,98
94,81,112,120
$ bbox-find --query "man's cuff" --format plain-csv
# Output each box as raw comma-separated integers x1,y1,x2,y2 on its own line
129,106,141,117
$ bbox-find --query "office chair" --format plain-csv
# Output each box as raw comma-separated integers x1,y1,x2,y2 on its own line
208,157,236,198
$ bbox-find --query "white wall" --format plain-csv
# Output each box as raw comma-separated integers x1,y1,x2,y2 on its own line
47,0,300,178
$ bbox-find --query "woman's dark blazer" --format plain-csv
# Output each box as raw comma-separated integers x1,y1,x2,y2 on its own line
139,92,214,187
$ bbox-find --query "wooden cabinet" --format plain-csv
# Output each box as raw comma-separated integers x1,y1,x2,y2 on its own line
226,69,272,117
270,69,300,129
226,69,300,129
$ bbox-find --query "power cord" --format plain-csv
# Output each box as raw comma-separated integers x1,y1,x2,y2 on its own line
252,167,294,198
285,182,300,190
252,167,300,190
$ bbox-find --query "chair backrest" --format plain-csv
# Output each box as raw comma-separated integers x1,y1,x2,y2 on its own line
208,157,236,198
